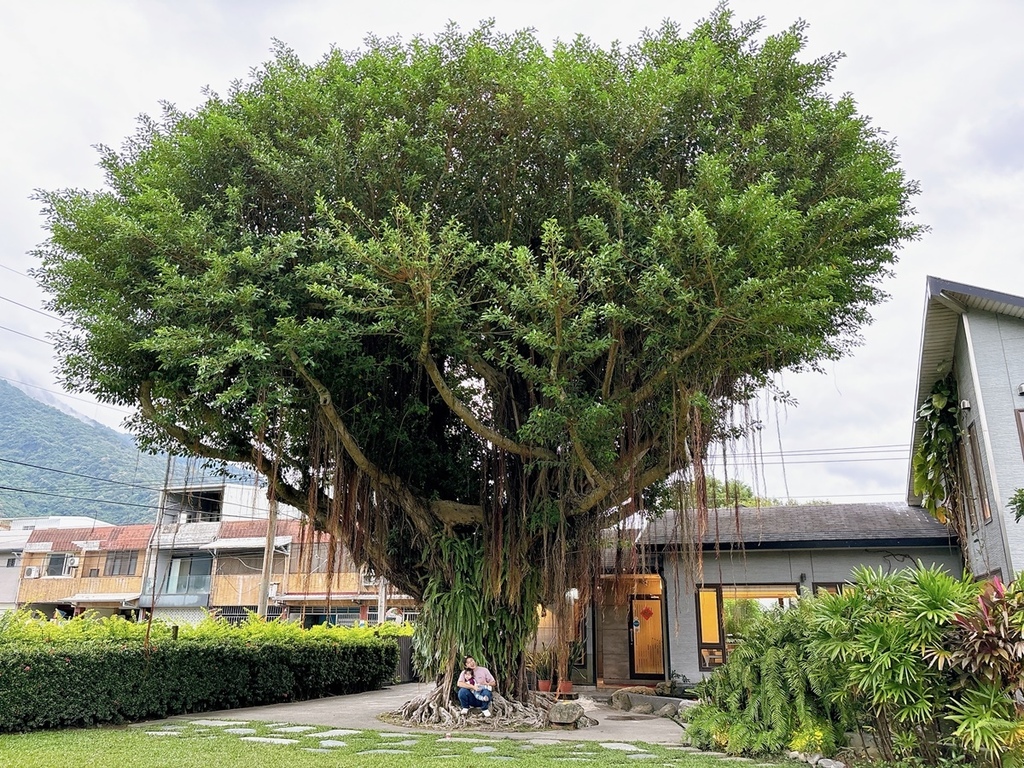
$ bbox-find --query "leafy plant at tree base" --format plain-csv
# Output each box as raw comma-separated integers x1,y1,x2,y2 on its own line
33,8,920,716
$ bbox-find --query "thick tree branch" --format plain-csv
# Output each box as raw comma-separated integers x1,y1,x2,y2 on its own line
288,349,485,529
140,380,311,517
419,342,557,462
140,380,249,464
594,462,674,529
620,314,725,408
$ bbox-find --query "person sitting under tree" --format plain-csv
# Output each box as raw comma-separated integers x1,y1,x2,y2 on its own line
456,656,496,718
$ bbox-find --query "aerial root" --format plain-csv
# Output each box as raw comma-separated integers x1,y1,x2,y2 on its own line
383,685,555,730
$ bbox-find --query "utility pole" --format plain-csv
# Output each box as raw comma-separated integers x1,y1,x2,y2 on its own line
257,496,279,618
377,576,387,624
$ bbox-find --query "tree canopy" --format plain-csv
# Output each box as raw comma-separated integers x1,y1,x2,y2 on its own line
35,9,920,704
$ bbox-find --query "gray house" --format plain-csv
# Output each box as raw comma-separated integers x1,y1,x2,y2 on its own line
910,276,1024,580
589,502,961,685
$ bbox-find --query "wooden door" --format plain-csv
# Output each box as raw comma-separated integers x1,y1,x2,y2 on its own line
628,595,664,678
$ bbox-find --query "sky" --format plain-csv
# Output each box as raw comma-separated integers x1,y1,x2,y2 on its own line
1,1,1022,506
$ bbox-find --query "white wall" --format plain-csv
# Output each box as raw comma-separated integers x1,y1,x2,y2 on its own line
963,311,1024,577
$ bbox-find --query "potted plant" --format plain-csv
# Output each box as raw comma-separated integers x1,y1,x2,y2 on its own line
530,647,553,692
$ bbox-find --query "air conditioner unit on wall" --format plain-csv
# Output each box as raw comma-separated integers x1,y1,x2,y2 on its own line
66,556,80,568
24,566,40,579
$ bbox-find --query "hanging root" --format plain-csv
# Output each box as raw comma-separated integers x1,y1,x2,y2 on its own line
381,686,556,730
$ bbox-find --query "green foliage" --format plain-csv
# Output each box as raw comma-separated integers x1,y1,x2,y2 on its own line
911,374,962,524
687,567,1024,765
0,611,398,732
1009,489,1024,524
34,10,921,703
722,598,763,638
412,536,540,691
940,578,1024,767
686,600,851,756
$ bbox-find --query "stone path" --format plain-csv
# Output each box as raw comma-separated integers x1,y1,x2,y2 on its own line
142,720,788,764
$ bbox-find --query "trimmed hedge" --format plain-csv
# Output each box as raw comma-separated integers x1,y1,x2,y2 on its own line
0,633,398,731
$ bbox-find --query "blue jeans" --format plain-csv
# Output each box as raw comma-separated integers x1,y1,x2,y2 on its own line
458,686,492,710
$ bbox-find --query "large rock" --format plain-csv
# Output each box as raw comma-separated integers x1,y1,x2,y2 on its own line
631,703,655,715
656,703,678,718
609,690,633,711
547,701,586,729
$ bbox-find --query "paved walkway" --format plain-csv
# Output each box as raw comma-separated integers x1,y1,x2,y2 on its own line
172,682,687,745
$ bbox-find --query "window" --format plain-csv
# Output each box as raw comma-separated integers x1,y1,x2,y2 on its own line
966,424,993,524
88,568,100,578
5,556,18,568
813,583,846,595
697,584,801,669
958,441,979,530
105,550,138,577
45,553,68,577
696,587,725,669
164,490,223,523
165,554,213,593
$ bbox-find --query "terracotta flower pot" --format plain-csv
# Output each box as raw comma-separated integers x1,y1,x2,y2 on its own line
556,679,573,694
537,679,552,692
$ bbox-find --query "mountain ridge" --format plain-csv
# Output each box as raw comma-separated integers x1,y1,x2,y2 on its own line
0,379,166,524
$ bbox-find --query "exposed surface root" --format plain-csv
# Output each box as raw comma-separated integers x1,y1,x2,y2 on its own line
381,685,555,730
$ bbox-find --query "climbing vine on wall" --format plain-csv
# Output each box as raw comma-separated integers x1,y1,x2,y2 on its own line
911,374,967,552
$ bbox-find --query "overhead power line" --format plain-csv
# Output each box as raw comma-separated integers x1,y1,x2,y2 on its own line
0,294,64,322
0,484,158,510
0,323,50,344
0,263,29,278
0,454,270,516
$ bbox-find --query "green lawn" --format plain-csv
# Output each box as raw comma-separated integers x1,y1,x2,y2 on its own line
0,721,788,767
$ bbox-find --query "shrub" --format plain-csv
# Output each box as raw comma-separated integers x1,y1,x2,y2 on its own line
0,612,399,732
685,599,852,757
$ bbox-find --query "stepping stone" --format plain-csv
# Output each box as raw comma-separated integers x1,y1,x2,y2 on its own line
190,720,240,727
308,729,361,738
319,740,348,748
554,759,591,762
519,744,536,750
266,723,290,728
472,746,498,753
358,749,412,755
225,728,256,735
627,755,658,760
240,736,298,745
378,732,413,738
145,731,180,737
385,740,419,746
444,737,496,743
528,738,564,745
600,742,643,752
274,725,317,733
303,749,333,754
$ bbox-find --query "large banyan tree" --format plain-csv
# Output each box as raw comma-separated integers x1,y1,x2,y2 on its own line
35,10,919,715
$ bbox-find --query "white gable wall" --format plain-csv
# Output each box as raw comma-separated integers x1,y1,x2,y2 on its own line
960,310,1024,577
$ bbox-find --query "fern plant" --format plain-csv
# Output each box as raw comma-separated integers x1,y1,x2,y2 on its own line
686,599,851,756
